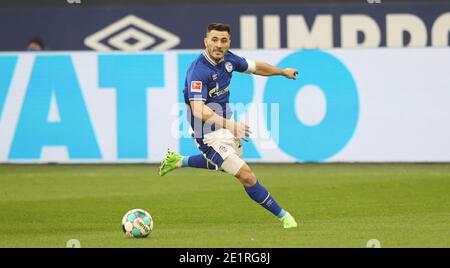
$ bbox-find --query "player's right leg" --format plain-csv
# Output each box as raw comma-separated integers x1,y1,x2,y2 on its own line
159,150,183,176
159,151,216,176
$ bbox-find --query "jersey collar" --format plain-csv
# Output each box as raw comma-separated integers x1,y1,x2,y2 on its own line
203,50,224,66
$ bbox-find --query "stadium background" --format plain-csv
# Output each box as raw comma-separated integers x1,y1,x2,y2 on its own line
1,0,450,163
0,0,449,249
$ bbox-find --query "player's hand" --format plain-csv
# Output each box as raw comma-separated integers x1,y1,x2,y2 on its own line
283,68,299,80
228,121,252,142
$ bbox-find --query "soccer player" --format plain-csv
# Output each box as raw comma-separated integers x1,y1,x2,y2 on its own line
160,22,298,229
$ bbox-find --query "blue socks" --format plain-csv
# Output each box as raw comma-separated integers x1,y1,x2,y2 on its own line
181,156,286,219
182,154,216,170
181,156,189,167
244,180,286,218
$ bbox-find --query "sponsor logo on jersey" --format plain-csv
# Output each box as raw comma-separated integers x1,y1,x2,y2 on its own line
208,84,229,98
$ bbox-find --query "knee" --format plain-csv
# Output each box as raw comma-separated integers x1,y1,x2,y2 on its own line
236,164,256,187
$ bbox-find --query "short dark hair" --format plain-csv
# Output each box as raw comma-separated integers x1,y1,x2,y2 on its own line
206,23,231,36
27,36,44,49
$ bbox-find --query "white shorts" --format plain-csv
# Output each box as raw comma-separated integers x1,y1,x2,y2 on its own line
203,128,243,159
193,128,245,175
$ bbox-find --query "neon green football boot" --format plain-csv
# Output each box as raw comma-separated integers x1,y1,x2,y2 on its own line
280,212,298,229
159,151,183,176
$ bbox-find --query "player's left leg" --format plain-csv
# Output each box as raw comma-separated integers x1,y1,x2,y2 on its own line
221,154,298,229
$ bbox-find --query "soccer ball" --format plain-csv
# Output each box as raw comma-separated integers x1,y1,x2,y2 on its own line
121,209,154,238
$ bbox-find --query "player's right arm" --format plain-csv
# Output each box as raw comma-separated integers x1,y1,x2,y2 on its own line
190,100,251,142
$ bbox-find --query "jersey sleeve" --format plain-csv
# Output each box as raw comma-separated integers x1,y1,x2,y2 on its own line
186,70,208,102
231,52,256,74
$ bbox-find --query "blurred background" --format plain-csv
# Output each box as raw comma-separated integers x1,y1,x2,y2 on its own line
1,0,449,51
0,0,449,163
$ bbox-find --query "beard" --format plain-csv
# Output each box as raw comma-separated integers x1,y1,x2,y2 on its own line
207,47,226,62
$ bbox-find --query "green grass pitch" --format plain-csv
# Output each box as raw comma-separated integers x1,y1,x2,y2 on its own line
0,163,449,248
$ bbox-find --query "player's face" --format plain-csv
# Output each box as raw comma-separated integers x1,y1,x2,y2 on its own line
204,30,230,62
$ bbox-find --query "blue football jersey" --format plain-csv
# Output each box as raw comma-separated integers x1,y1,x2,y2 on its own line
183,50,254,137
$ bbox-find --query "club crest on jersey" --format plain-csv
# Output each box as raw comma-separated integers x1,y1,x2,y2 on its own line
190,81,202,93
225,62,233,73
212,74,218,81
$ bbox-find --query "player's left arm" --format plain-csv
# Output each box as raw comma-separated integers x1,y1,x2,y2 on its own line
253,61,298,80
